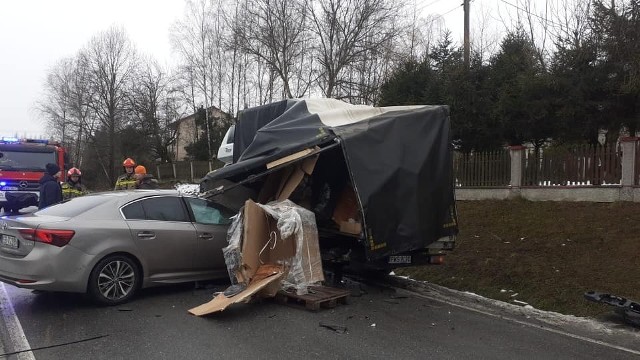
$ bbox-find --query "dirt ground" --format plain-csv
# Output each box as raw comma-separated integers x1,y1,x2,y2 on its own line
395,199,640,320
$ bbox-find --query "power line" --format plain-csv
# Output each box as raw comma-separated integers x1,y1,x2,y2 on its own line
420,4,463,27
415,0,461,20
442,4,462,17
498,0,565,29
415,0,449,13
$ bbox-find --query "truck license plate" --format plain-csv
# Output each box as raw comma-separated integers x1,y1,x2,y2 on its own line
1,234,18,249
388,255,411,264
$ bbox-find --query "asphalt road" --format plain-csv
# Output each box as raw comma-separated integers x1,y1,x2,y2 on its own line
1,276,639,360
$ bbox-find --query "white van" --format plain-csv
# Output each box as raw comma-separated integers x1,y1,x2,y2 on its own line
217,125,235,165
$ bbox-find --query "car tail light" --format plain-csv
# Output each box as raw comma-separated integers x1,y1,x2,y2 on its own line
18,229,75,247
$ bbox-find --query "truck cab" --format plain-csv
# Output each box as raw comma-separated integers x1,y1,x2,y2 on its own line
216,125,235,165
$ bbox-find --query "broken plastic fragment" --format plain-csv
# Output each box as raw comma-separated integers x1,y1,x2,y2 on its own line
319,322,347,333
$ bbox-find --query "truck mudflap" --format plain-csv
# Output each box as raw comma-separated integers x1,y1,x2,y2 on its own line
584,291,640,326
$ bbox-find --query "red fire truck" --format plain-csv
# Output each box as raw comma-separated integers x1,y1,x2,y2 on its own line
0,138,68,213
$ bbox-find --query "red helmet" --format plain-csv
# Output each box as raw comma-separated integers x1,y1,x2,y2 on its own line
123,158,136,167
67,167,82,177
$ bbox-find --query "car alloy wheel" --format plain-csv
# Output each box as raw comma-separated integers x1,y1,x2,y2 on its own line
89,255,139,305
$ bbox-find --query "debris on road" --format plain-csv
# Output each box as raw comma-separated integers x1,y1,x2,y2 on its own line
584,290,640,326
319,321,348,334
512,299,529,306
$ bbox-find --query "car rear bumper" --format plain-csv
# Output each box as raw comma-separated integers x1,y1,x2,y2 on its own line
0,244,93,293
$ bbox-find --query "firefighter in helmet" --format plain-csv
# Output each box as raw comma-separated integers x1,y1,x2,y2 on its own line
61,167,88,200
114,158,137,190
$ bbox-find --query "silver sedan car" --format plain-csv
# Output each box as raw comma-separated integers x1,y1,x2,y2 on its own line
0,190,234,305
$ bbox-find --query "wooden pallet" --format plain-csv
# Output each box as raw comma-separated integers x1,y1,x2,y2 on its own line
275,285,351,311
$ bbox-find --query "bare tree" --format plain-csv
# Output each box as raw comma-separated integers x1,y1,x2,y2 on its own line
81,26,138,183
469,2,501,64
36,56,95,168
37,58,74,145
396,3,446,62
308,0,402,99
171,0,232,159
234,0,313,99
129,57,180,163
548,0,592,49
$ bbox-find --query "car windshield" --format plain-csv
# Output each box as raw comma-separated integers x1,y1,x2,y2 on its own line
36,195,110,217
0,150,56,171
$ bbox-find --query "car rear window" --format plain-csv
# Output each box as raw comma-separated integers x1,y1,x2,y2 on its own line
121,196,190,222
36,195,109,217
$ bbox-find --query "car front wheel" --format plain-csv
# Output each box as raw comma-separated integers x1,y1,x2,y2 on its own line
88,255,139,305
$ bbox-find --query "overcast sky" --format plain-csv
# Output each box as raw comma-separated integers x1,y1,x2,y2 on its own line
0,0,184,139
0,0,511,139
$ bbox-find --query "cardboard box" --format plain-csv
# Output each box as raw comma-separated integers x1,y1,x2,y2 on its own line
332,183,360,223
239,200,296,284
189,199,324,316
339,220,362,235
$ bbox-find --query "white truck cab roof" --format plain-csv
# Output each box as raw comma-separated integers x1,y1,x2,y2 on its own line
217,125,234,165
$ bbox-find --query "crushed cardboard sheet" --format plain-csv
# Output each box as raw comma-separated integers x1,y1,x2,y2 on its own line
188,265,285,316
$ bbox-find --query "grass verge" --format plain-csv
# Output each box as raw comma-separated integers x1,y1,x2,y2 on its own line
395,199,640,319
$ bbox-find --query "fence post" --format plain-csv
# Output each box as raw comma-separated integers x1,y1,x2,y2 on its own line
157,165,161,181
190,161,195,182
509,145,525,189
620,137,637,201
172,163,177,180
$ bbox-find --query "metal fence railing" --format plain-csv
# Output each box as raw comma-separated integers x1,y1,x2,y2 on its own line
155,161,224,183
453,150,511,187
522,144,621,186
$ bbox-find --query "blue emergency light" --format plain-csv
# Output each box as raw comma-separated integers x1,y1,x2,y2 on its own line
0,182,5,186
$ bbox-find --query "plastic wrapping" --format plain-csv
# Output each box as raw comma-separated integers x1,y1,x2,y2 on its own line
223,208,244,285
255,200,324,295
174,183,200,196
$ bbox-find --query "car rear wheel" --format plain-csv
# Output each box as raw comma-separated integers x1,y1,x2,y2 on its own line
88,255,139,306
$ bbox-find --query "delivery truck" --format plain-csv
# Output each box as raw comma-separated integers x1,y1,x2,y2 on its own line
201,98,458,275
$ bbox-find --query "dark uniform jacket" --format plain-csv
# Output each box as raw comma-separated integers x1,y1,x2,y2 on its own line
136,175,159,189
61,181,87,200
39,174,63,209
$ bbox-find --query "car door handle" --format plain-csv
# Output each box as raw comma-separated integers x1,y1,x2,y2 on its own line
198,233,214,240
137,231,156,239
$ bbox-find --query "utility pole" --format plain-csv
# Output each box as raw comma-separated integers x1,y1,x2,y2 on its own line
463,0,470,68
